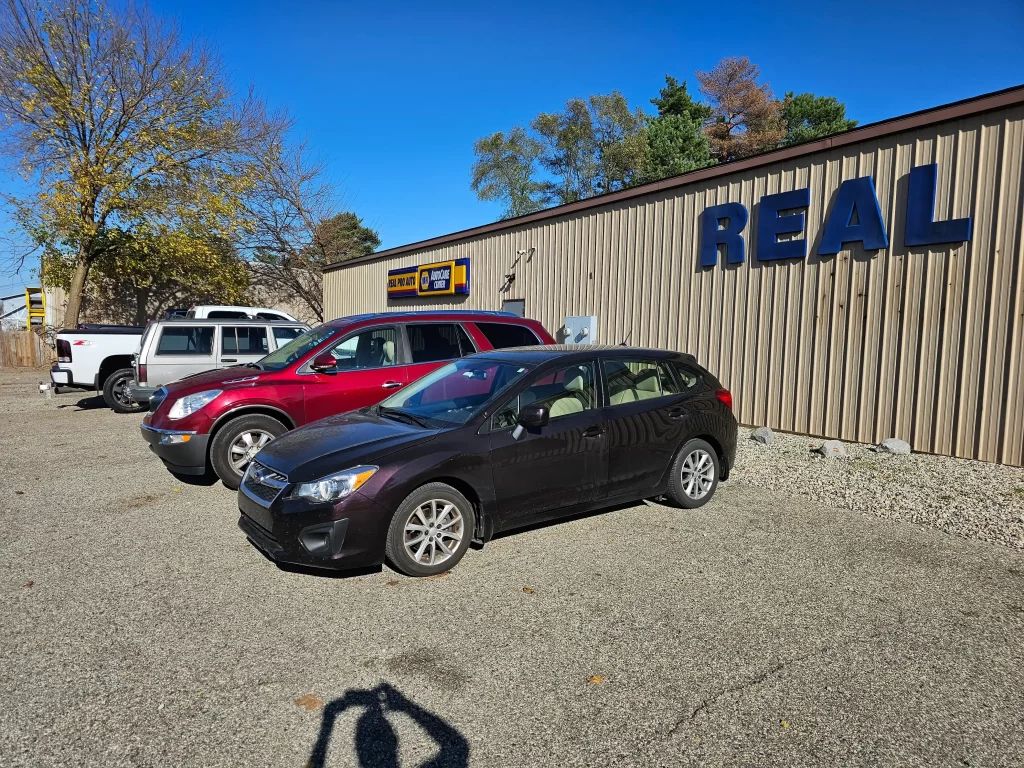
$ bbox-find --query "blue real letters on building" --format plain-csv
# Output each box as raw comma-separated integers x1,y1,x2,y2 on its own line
700,163,972,267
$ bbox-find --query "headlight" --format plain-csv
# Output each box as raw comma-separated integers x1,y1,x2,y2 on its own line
167,389,222,420
294,466,378,503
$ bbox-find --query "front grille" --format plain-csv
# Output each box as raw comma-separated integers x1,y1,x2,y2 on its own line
149,387,167,413
242,461,288,506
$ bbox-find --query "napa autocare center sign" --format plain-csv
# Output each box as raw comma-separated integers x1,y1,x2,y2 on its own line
387,258,471,298
700,163,972,265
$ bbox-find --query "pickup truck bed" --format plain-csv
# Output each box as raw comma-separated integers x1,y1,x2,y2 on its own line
51,326,143,392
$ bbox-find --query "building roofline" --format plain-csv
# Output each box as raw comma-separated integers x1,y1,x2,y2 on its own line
326,83,1024,273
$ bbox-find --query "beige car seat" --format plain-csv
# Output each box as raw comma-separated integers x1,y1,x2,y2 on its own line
382,339,395,365
549,371,586,418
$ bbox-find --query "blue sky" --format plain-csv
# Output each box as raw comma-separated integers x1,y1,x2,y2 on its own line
2,0,1022,297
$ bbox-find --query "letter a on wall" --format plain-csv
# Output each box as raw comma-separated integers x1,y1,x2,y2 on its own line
701,202,749,266
818,176,889,255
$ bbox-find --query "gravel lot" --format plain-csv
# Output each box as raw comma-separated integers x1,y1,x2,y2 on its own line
2,368,1024,767
736,430,1024,550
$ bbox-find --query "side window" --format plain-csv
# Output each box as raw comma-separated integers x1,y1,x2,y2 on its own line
604,359,676,405
222,326,268,355
659,362,680,394
406,323,473,363
272,327,303,347
491,362,596,429
671,362,701,391
156,326,214,356
475,322,540,349
325,326,398,370
256,312,285,320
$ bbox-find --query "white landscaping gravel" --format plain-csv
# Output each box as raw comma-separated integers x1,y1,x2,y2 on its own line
733,428,1024,549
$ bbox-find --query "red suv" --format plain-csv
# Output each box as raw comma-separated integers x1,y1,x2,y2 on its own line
141,311,555,488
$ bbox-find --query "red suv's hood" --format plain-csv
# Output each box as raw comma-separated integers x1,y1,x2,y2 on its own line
162,365,269,395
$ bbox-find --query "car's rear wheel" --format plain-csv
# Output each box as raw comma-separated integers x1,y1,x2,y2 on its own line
385,483,475,577
210,414,287,490
666,438,720,509
103,367,145,413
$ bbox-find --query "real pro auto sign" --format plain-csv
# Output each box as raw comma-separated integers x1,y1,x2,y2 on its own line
700,163,972,265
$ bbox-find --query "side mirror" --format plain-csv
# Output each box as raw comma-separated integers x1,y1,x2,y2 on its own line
517,404,549,429
310,353,337,373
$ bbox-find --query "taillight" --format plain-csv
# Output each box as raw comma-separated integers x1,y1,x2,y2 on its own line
138,363,147,384
715,388,733,410
56,338,72,363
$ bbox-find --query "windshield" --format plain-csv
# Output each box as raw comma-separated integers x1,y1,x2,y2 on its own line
379,358,532,426
259,325,339,372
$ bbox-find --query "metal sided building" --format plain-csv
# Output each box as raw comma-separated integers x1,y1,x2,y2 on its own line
324,86,1024,466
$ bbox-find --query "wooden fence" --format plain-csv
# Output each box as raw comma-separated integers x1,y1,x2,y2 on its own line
0,331,53,368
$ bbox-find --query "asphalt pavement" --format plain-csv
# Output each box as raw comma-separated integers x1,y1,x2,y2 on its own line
1,369,1023,767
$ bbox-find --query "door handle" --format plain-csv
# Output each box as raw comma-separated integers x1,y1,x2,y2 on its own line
222,358,237,363
669,407,687,419
381,381,403,389
583,425,605,438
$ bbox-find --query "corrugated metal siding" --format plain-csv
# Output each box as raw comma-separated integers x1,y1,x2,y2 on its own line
325,104,1024,465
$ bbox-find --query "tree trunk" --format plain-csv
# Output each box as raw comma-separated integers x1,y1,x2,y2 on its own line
62,254,91,328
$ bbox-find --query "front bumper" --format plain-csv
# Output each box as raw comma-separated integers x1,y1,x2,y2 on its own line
237,480,392,571
140,423,210,476
129,380,158,404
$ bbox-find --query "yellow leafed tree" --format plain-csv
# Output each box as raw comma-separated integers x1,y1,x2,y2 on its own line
0,0,277,326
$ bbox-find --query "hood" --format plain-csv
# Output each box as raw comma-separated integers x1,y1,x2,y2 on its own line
254,410,439,481
163,365,268,394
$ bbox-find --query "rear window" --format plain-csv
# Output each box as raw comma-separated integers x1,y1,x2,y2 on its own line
156,326,214,356
207,310,249,319
475,322,540,349
406,323,476,363
272,327,303,346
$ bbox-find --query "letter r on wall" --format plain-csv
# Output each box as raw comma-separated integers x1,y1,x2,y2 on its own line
701,202,749,267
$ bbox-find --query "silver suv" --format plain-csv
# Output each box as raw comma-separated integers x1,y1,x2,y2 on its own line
125,318,309,410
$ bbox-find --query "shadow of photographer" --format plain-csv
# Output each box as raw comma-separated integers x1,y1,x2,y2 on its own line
308,683,468,768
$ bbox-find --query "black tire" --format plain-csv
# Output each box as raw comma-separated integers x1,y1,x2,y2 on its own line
666,438,720,509
103,367,145,413
209,414,288,490
385,482,476,577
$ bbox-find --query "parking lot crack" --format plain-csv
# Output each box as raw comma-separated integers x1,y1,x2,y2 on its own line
668,631,887,735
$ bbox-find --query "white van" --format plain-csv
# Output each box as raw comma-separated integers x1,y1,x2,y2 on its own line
185,305,298,322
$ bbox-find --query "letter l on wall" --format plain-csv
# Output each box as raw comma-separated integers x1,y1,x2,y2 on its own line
905,163,972,247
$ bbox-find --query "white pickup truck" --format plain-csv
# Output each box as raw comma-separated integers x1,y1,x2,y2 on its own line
51,325,145,411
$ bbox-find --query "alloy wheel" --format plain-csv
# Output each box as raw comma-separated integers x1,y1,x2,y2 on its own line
680,448,715,500
403,499,464,567
113,375,135,407
229,429,273,473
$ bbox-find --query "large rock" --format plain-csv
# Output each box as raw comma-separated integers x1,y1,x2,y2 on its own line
750,426,774,445
877,437,912,455
815,440,847,459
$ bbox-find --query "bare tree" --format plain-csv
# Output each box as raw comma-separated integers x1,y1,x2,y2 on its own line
240,123,379,322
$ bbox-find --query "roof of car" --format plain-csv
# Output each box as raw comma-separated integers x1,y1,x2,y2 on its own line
474,344,692,363
155,318,308,326
324,310,527,327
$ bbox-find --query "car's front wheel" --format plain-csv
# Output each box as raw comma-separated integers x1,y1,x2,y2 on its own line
666,438,720,509
209,414,287,490
103,367,145,413
385,483,476,577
